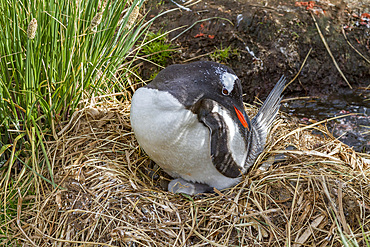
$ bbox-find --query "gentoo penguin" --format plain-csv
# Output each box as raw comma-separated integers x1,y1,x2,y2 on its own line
130,61,285,195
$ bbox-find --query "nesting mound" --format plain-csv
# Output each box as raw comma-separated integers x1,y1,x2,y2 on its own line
18,100,370,246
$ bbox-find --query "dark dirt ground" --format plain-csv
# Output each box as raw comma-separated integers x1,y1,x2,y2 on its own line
141,0,370,103
139,0,370,153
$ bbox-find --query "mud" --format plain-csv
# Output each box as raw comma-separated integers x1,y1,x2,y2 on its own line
144,0,369,101
142,0,369,152
281,90,369,152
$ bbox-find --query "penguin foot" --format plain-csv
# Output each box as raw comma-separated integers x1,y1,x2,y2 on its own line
168,178,213,195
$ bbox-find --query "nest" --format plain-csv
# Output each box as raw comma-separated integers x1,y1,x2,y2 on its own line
14,99,370,246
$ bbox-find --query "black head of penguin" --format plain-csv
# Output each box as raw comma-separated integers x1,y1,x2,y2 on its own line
146,61,251,131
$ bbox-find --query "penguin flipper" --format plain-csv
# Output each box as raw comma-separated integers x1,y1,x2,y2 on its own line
196,101,242,178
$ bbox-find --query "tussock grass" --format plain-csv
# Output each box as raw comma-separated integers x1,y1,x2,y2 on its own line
0,0,149,243
10,100,370,246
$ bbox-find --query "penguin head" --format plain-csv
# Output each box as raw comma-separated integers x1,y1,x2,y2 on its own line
147,61,251,130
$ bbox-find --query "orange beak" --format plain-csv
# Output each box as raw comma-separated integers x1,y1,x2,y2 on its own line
234,106,249,130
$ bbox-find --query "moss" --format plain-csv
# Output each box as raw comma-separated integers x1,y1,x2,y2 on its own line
210,45,238,63
140,31,173,67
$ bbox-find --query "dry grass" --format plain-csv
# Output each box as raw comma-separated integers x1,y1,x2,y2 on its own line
11,98,370,246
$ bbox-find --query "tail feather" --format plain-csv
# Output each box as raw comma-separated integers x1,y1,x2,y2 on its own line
253,75,286,135
244,76,286,168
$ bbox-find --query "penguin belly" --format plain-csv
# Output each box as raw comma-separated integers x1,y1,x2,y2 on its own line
130,87,241,190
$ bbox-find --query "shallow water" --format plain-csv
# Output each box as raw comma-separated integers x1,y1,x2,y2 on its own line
281,90,369,153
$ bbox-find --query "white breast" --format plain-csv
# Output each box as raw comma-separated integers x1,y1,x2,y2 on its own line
130,87,241,190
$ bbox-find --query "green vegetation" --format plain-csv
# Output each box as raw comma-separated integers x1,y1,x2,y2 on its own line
138,30,174,80
331,210,370,247
210,45,238,63
0,0,148,242
140,31,173,67
292,31,300,38
156,0,165,7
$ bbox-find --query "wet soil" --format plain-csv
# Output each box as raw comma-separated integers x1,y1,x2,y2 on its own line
142,0,370,152
281,90,369,152
144,0,369,99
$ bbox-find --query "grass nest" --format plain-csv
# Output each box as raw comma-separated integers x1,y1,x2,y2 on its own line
14,99,370,246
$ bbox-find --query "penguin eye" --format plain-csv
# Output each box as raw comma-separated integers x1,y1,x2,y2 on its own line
222,87,229,96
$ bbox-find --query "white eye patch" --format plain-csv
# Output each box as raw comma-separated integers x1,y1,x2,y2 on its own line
221,72,238,94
